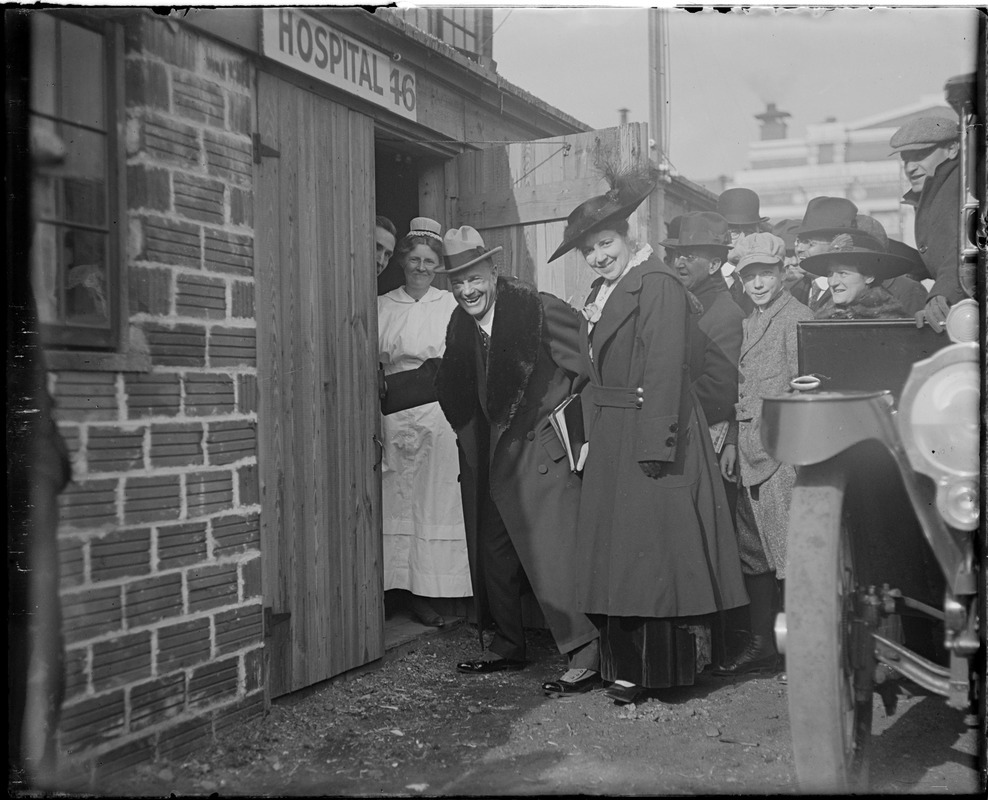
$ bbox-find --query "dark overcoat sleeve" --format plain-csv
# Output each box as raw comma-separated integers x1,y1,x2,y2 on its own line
917,165,966,303
693,297,743,426
539,292,587,389
379,357,441,415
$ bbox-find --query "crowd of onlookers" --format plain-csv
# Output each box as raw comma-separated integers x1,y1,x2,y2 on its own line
373,113,967,704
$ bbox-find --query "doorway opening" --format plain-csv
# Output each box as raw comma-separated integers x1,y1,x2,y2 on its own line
374,138,426,296
373,134,472,648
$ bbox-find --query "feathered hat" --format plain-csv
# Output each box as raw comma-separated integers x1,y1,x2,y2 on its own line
548,164,658,263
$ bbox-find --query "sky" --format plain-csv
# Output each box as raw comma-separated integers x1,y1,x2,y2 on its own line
490,6,980,183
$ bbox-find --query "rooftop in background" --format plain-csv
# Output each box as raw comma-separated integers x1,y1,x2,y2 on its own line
727,92,958,245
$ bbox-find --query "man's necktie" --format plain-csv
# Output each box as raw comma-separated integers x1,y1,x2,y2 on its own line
478,327,490,360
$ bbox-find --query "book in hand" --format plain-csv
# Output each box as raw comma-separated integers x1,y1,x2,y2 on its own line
549,393,587,473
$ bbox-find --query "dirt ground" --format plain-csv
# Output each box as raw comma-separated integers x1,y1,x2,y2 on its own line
100,622,981,797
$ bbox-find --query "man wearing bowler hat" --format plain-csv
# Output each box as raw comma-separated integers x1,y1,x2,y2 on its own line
889,116,966,331
793,196,870,310
717,187,768,314
660,211,744,457
432,226,600,696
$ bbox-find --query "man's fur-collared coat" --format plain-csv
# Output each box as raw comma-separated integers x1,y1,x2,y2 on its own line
435,277,596,655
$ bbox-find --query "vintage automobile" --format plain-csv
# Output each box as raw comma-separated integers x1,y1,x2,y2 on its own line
762,71,983,792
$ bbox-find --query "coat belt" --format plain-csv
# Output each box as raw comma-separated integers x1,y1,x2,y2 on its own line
586,384,644,409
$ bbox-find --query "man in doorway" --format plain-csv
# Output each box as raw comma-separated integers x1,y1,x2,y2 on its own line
889,116,966,332
375,215,404,296
433,226,600,697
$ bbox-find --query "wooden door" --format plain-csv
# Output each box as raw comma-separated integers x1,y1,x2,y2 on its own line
255,72,383,698
434,124,661,304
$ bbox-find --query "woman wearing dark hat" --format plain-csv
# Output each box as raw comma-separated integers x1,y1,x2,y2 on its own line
549,168,748,705
853,214,929,316
801,230,917,320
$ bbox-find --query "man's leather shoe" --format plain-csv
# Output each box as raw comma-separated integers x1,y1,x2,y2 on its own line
542,668,600,697
456,658,526,674
712,634,781,677
604,682,643,705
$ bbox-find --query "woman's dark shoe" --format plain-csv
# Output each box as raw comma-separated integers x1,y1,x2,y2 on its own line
542,669,600,697
410,595,444,628
712,634,781,677
456,658,526,674
604,681,644,705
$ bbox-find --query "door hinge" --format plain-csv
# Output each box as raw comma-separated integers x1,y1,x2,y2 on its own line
263,606,291,637
253,133,281,164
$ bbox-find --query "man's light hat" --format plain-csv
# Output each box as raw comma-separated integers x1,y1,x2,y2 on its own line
436,226,502,273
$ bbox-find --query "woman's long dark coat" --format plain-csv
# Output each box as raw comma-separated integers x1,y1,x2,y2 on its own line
576,254,748,618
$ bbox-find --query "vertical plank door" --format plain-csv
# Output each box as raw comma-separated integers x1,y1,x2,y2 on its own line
448,124,663,304
255,72,383,698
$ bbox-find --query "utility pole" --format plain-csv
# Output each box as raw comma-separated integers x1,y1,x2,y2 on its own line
647,7,668,237
647,8,667,164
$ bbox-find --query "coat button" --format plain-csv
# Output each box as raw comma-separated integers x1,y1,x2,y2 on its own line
527,431,535,441
669,422,679,433
538,464,548,474
919,245,928,254
665,436,676,447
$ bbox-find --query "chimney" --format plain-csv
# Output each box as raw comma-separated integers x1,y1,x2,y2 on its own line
618,108,630,125
755,102,792,141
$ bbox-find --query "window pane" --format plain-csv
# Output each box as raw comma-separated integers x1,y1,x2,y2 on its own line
54,122,107,185
31,222,61,324
64,227,110,327
30,13,57,116
61,21,105,131
63,176,107,227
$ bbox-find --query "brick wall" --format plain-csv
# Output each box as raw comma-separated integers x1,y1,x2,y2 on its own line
49,14,263,783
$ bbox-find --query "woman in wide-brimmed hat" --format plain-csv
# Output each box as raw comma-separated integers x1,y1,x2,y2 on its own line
549,167,748,706
801,229,917,320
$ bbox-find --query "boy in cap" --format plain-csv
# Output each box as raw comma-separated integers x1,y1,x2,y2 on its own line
889,116,965,330
432,227,600,696
714,233,813,677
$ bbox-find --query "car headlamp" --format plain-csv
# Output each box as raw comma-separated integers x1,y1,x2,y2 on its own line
897,343,979,531
944,298,979,344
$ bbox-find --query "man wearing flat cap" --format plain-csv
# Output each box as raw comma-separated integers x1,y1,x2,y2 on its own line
431,227,600,696
889,115,966,331
714,232,813,677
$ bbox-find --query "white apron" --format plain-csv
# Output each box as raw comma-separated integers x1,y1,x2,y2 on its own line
378,286,471,597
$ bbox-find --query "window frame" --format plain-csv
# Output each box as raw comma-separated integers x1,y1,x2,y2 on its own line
31,11,138,370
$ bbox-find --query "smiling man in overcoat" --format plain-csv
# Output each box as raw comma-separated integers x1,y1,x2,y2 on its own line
433,226,600,697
